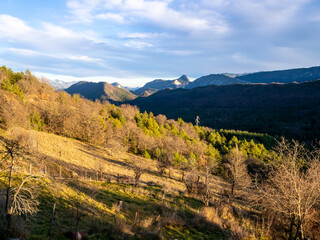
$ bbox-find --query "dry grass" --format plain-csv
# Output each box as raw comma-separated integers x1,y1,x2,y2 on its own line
21,129,187,192
1,128,257,239
4,128,229,203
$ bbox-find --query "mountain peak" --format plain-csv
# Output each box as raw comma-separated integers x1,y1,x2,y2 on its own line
178,75,190,83
111,82,123,88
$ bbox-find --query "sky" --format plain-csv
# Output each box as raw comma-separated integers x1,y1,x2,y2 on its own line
0,0,319,87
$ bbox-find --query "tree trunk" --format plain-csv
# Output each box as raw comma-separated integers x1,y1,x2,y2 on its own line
231,180,235,196
294,220,301,240
5,154,14,214
47,202,56,239
205,173,209,206
288,215,295,240
300,222,304,240
5,154,14,239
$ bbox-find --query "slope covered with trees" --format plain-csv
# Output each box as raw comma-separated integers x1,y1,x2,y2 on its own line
1,66,320,239
130,81,320,141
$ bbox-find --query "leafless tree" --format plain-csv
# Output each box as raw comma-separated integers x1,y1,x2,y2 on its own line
203,156,219,206
131,159,146,187
259,139,320,239
0,137,39,239
224,144,251,196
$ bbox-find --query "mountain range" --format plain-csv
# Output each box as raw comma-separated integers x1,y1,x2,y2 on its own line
237,66,320,83
44,79,78,90
50,66,320,104
185,74,248,89
131,66,320,95
133,75,190,96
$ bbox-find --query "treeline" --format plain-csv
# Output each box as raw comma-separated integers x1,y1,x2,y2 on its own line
0,66,275,176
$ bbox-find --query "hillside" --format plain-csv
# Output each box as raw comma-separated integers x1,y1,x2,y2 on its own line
185,74,248,89
238,66,320,83
65,81,137,102
130,81,320,141
1,66,320,240
0,128,232,239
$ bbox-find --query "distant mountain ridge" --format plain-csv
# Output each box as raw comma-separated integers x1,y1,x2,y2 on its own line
62,66,320,101
44,79,78,90
185,74,248,89
133,66,320,96
238,66,320,83
133,75,190,96
65,81,136,102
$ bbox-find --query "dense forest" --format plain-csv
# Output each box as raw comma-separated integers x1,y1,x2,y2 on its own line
130,81,320,141
0,66,320,239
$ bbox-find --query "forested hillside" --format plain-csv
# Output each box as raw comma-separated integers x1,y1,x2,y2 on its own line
130,81,320,141
0,66,320,239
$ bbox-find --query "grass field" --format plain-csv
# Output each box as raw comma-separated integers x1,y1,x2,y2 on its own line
1,128,257,239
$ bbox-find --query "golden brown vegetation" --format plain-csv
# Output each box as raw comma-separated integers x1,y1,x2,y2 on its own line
0,66,319,239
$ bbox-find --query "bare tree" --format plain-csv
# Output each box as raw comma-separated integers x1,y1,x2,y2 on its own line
224,144,251,196
95,162,105,181
259,139,320,239
195,116,200,126
202,149,220,206
0,137,39,239
133,165,144,187
0,137,23,222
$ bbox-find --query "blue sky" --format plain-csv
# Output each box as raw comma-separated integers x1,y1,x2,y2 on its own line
0,0,319,87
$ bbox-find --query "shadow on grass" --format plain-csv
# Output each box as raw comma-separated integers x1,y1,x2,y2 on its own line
66,180,228,239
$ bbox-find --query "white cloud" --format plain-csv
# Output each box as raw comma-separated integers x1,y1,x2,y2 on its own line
66,0,101,23
169,50,201,56
42,23,80,39
66,0,229,34
0,15,32,39
124,41,153,49
8,48,39,56
34,71,155,87
203,0,310,31
96,13,124,23
69,55,102,62
6,47,102,63
118,32,166,39
0,15,96,45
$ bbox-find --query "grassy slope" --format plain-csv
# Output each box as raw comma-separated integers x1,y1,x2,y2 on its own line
5,129,235,240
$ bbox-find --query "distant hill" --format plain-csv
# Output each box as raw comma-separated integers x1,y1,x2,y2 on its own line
111,82,124,89
185,74,248,89
65,81,137,102
238,66,320,83
111,82,136,91
134,75,190,96
129,80,320,141
44,79,78,90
